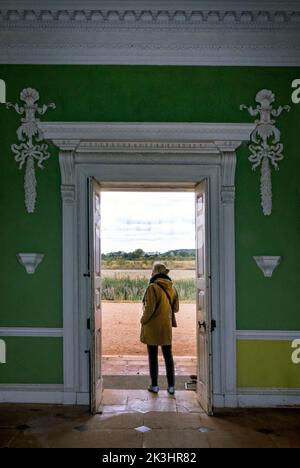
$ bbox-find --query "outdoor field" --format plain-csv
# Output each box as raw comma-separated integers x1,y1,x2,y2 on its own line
102,268,196,356
102,269,196,302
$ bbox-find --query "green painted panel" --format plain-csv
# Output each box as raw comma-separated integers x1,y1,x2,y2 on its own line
0,65,299,333
0,337,63,384
237,340,300,388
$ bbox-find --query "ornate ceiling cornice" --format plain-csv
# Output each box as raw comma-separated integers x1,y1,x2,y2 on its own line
1,1,300,27
0,1,300,65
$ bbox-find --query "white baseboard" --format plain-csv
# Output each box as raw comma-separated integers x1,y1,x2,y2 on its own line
236,388,300,408
213,393,238,408
214,389,300,409
62,391,77,405
76,392,90,405
0,385,90,406
0,384,64,404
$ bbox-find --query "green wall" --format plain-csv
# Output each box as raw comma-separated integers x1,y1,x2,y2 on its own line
0,337,63,384
0,66,299,384
237,340,300,388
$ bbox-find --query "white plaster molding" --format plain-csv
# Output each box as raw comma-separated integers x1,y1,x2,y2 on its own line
237,330,300,341
58,147,76,208
241,89,290,216
0,1,300,65
3,88,56,213
220,150,237,193
59,149,75,196
253,255,281,277
16,252,44,274
0,328,63,337
54,139,80,152
77,142,220,155
40,122,254,150
1,1,300,27
58,146,77,399
220,151,237,395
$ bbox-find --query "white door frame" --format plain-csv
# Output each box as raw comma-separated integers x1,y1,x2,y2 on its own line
40,122,254,407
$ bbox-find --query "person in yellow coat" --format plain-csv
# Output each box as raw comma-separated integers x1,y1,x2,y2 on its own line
140,262,179,395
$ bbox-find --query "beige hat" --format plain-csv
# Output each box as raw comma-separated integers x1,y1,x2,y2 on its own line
152,262,170,276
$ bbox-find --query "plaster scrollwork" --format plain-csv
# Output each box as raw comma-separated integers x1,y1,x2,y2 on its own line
4,88,56,213
240,89,290,216
220,150,237,205
59,149,76,204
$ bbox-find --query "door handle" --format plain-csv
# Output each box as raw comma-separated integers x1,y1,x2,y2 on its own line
198,320,206,331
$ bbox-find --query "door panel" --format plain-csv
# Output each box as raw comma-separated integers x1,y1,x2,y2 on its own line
89,178,103,414
195,179,213,415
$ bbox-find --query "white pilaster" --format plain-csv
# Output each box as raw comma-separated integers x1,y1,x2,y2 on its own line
58,140,79,402
220,149,237,403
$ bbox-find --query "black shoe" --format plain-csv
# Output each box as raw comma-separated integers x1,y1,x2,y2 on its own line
167,386,175,395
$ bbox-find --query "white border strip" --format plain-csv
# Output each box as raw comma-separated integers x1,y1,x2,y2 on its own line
0,385,64,404
0,385,87,405
236,388,300,408
237,330,300,341
214,389,300,408
0,328,63,337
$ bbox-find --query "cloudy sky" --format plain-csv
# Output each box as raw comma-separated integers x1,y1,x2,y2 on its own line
101,192,195,253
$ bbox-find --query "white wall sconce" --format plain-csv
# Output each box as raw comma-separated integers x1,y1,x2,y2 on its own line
253,256,281,278
17,253,44,274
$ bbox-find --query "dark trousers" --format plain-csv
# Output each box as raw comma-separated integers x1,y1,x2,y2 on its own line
147,345,175,387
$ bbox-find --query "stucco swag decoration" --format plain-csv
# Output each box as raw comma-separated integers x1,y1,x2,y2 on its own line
5,88,56,213
240,90,290,216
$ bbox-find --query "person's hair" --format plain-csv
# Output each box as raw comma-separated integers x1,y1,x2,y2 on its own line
152,262,170,276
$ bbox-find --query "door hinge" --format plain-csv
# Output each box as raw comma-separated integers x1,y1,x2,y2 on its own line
87,318,91,330
211,319,216,332
83,272,90,278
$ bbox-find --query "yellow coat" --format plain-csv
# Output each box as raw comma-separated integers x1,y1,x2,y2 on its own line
140,277,179,346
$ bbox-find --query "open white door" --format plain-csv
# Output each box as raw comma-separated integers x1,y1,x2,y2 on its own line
89,177,103,414
195,179,213,415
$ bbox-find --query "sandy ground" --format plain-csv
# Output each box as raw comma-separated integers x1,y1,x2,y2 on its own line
102,302,196,356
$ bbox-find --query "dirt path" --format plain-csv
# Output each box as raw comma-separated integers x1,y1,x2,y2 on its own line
102,302,196,356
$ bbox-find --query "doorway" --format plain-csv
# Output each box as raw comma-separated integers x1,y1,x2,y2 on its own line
100,190,197,394
41,120,252,409
88,180,212,414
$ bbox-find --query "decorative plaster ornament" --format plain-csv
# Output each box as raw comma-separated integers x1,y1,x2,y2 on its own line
240,90,290,216
4,88,56,213
253,256,281,278
17,253,44,274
